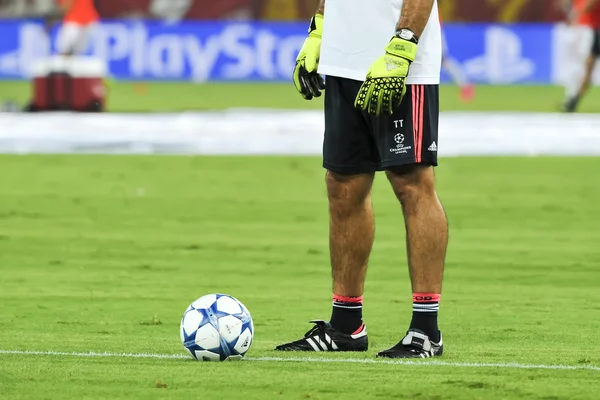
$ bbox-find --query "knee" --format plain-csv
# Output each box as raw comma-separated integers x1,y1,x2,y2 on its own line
385,165,436,204
326,170,373,208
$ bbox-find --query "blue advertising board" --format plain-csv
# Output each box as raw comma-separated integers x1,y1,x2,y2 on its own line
440,24,553,84
0,20,555,84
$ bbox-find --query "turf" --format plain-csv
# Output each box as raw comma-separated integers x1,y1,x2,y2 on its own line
1,80,600,113
0,155,599,399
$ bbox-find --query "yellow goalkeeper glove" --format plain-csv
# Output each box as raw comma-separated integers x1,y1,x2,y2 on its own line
293,14,326,100
355,33,418,115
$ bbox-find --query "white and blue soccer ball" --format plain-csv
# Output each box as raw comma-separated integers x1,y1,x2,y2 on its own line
180,293,254,361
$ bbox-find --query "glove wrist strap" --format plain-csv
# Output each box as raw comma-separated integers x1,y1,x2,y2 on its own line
387,35,418,62
308,14,324,38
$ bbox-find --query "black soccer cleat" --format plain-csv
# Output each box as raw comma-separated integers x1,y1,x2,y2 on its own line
562,97,579,113
377,329,443,359
274,320,368,352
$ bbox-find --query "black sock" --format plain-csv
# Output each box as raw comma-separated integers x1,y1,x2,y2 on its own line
329,294,363,335
409,293,440,342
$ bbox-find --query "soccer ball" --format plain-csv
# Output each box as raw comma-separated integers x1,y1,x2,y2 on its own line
180,293,254,361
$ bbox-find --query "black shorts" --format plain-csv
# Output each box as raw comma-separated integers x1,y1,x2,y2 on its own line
592,30,600,57
323,75,439,175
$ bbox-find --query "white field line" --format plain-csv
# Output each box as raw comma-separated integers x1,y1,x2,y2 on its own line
0,349,599,371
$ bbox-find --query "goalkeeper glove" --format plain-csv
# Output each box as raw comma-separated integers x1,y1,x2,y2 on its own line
293,14,326,100
355,34,418,115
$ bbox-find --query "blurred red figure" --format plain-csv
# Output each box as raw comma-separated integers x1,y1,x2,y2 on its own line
56,0,100,56
562,0,600,112
439,6,476,103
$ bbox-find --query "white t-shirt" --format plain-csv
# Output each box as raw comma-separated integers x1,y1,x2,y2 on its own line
318,0,442,84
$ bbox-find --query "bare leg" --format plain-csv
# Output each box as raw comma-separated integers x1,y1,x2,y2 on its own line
327,171,375,297
385,165,447,345
564,55,597,112
577,55,597,99
386,165,447,294
273,170,375,350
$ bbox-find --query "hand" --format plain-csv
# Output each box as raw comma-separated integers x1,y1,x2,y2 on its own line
293,14,326,100
355,36,418,115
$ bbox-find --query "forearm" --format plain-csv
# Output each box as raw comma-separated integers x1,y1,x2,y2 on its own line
396,0,435,38
317,0,325,15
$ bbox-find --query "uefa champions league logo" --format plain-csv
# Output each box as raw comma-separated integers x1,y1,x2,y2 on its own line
390,132,411,154
394,133,404,148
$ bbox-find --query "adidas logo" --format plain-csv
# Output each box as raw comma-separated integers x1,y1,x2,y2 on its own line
428,142,437,152
386,62,398,71
384,57,400,71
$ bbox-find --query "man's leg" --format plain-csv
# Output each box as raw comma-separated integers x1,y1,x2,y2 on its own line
441,30,474,103
327,171,375,334
386,165,448,342
564,55,597,112
368,84,447,358
564,29,599,112
275,75,378,352
442,55,475,102
579,55,598,98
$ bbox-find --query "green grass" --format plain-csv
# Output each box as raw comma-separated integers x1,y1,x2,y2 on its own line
0,155,600,399
1,80,600,112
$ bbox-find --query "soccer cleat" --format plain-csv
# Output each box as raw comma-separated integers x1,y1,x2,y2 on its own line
459,84,475,103
376,329,443,359
562,97,579,113
274,320,368,352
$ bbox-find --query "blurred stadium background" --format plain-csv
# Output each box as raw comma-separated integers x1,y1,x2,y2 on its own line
0,0,598,152
0,0,598,111
1,2,600,399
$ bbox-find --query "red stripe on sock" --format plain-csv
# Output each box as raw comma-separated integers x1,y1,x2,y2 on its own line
333,294,363,303
413,293,440,302
352,323,365,335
